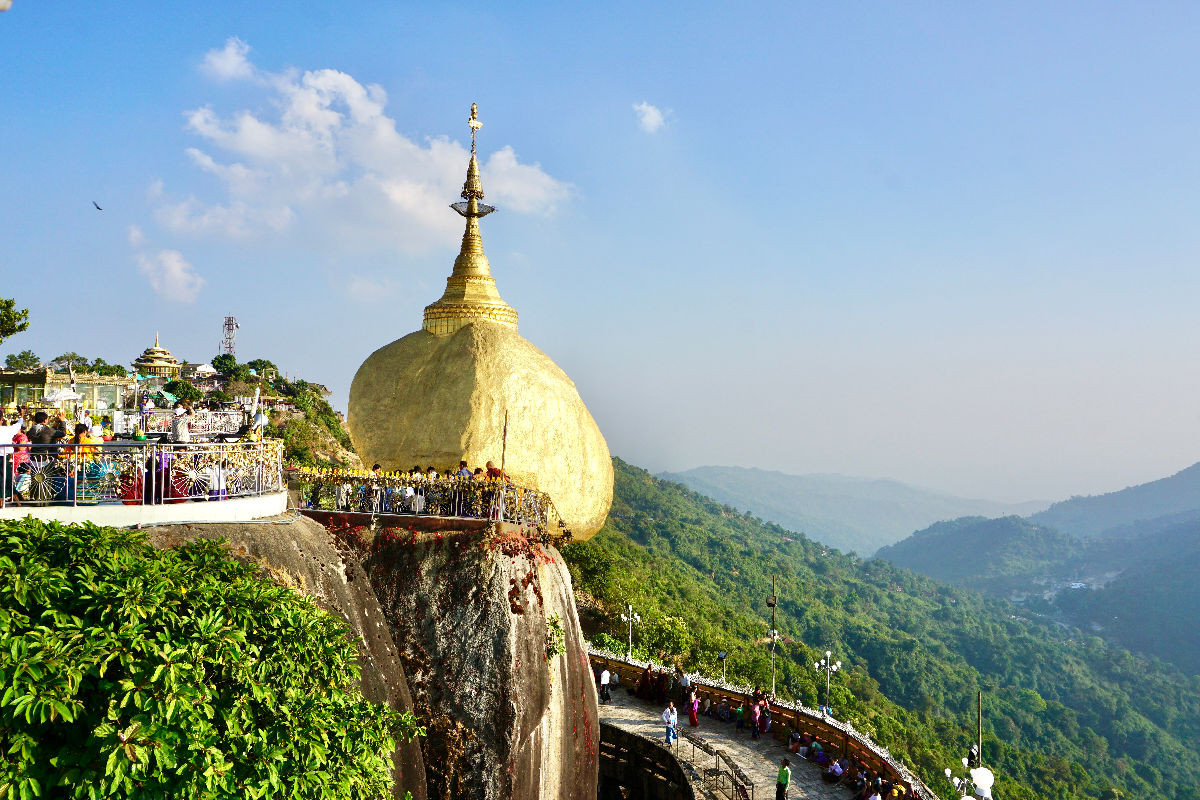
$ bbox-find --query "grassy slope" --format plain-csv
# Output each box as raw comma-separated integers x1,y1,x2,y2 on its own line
563,459,1200,800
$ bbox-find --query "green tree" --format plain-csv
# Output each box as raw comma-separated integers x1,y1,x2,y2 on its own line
0,298,29,345
0,518,422,799
88,357,128,377
163,379,203,402
641,614,690,660
4,350,40,370
211,353,238,374
52,351,90,372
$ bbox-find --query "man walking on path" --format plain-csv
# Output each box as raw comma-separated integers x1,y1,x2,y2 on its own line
776,758,791,800
599,665,612,704
662,701,678,747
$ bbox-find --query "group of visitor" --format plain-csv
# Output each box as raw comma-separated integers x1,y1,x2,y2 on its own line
596,658,920,800
0,409,120,503
316,459,513,517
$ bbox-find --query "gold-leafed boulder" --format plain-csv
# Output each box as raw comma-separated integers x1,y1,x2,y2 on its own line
347,104,613,539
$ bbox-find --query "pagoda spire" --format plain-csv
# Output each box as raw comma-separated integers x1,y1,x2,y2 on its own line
423,103,518,336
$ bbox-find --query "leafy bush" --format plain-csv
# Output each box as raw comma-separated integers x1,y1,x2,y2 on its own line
162,380,203,403
0,518,420,799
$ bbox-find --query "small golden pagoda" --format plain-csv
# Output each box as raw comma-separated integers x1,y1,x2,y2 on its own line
348,105,613,539
421,104,520,336
133,333,182,379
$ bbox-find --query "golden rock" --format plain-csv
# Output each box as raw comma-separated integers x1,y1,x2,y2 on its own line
346,105,613,539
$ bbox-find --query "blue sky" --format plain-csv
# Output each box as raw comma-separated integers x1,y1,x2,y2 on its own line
3,2,1200,501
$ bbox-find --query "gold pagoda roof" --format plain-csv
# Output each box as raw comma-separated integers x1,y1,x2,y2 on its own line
133,333,181,366
422,103,519,337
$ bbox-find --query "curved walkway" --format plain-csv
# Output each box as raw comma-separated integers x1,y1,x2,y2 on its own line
599,686,853,800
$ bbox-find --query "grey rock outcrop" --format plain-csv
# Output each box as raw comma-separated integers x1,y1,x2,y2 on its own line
337,518,599,800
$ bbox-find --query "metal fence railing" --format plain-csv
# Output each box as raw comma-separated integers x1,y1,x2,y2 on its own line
680,732,754,800
111,410,247,437
0,440,284,508
292,469,567,535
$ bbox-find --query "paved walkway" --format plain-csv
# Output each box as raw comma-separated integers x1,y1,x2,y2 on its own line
598,688,853,800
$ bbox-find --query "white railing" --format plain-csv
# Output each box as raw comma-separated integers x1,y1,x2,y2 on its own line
111,409,247,437
0,440,283,508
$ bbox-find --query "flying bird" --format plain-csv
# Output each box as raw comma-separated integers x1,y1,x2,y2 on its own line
92,201,103,211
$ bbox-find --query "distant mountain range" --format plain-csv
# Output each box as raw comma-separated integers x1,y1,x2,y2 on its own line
1029,460,1200,537
874,460,1200,674
658,466,1046,555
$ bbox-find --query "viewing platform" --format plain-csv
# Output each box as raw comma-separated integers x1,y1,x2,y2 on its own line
589,650,936,800
290,467,571,539
0,440,286,526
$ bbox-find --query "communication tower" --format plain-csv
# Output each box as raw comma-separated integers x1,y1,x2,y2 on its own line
221,315,239,358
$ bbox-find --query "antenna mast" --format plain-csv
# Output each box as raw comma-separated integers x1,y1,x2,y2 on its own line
221,315,239,358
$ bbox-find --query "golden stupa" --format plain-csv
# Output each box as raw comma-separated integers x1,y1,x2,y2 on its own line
347,105,613,539
133,333,182,379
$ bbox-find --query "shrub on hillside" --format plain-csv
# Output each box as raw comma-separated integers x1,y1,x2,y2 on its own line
0,518,420,799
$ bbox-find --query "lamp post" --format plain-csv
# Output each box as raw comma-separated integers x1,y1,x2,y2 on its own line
620,604,641,660
944,759,995,799
814,651,841,716
717,651,728,684
765,575,779,697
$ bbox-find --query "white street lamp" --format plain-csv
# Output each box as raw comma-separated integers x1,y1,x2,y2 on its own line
619,604,641,660
814,651,842,716
945,761,995,799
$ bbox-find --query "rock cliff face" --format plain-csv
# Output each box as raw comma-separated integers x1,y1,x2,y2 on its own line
146,515,427,800
330,517,599,800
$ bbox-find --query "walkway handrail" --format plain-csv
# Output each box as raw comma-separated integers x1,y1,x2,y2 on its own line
0,440,283,508
292,468,569,537
588,647,937,800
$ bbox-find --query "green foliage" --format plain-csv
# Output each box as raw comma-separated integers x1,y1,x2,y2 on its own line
0,518,421,799
208,390,233,403
641,614,690,660
0,299,30,345
88,358,128,378
564,459,1200,800
3,350,39,370
245,359,278,377
210,354,237,374
545,615,566,661
51,352,89,371
875,516,1082,593
162,380,203,403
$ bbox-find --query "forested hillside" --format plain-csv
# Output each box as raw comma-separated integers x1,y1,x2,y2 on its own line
874,513,1200,674
874,516,1082,594
1030,461,1200,537
563,459,1200,800
660,466,1044,555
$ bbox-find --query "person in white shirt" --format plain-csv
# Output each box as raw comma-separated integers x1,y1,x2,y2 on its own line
662,701,678,746
599,666,612,704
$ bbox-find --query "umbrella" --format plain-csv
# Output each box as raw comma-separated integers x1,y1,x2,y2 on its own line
43,388,83,403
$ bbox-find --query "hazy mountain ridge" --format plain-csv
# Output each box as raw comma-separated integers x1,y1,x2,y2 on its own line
874,461,1200,674
660,465,1046,555
1029,460,1200,538
874,516,1082,592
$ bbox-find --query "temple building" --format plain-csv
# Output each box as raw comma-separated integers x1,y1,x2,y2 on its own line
348,105,613,539
132,334,182,379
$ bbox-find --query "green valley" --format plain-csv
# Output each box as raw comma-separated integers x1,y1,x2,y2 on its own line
564,459,1200,800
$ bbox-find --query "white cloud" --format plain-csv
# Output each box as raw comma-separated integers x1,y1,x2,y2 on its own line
633,101,666,133
127,224,146,247
342,275,397,304
201,37,255,82
137,249,206,303
155,41,571,255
